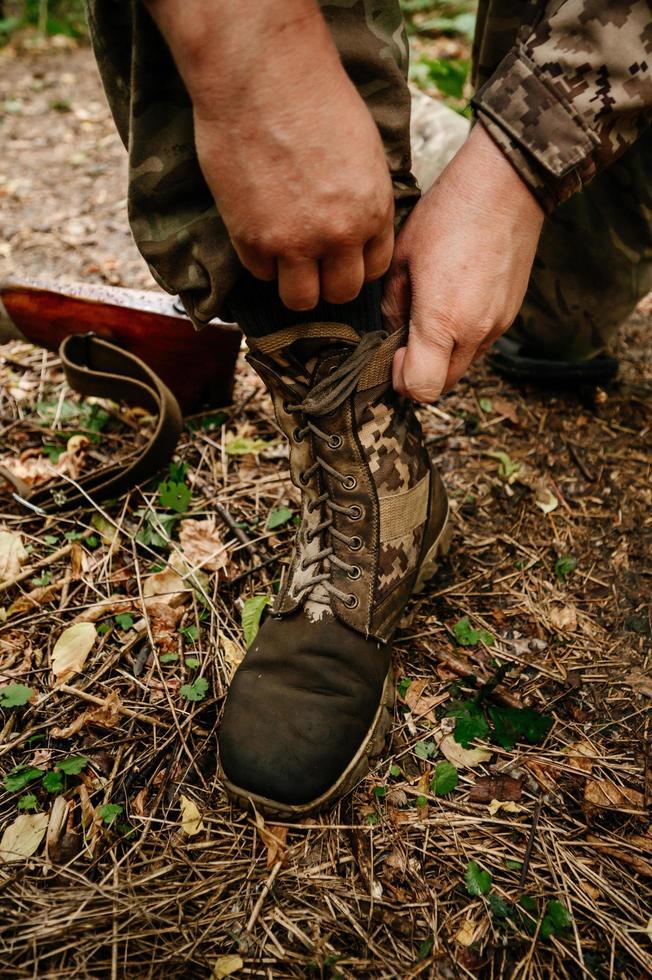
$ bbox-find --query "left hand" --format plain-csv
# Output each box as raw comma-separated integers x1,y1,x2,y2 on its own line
382,122,545,402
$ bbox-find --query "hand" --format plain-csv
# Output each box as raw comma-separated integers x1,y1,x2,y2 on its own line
147,0,394,312
383,122,544,402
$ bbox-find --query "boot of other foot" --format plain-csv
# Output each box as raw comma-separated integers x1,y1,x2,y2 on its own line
218,324,449,816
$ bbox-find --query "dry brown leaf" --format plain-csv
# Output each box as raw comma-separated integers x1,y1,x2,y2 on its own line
549,604,577,632
72,595,134,624
0,811,49,863
585,835,652,877
584,779,646,813
143,569,189,608
179,795,205,836
149,602,184,654
625,669,652,700
524,759,558,793
492,396,521,427
222,637,244,679
46,796,69,859
469,775,522,803
211,955,243,980
438,733,491,769
50,690,123,737
179,519,228,573
0,529,28,580
535,486,558,514
7,583,62,616
403,678,446,721
51,622,97,682
455,919,477,947
487,799,521,816
564,740,596,774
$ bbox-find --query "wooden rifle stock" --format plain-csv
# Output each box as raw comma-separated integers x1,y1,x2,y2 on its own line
0,276,242,414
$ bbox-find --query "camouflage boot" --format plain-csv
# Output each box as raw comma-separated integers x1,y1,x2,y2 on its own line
218,324,449,817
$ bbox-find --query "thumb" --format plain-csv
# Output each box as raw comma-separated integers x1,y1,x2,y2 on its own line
394,315,454,404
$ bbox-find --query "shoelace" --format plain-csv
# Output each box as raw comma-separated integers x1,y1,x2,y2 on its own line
285,330,387,608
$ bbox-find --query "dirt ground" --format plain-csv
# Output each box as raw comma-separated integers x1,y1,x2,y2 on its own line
1,39,651,980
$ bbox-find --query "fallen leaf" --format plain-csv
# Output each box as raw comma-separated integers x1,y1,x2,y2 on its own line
549,604,577,632
535,487,558,514
584,779,645,813
0,811,49,863
265,824,289,869
179,519,228,573
46,796,69,858
403,678,446,721
0,529,28,580
72,595,134,624
625,669,652,700
487,799,521,816
491,396,521,427
564,740,595,775
179,795,205,836
50,690,123,737
222,637,244,679
585,834,652,877
7,583,61,616
438,733,491,769
51,622,97,682
211,955,243,980
143,569,189,608
469,775,522,803
149,602,184,654
455,919,476,947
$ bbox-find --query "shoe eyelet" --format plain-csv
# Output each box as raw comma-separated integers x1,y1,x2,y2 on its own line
293,427,304,443
328,434,343,450
348,565,362,580
283,399,292,413
349,504,363,521
299,471,309,486
342,475,357,491
344,594,359,609
349,535,363,551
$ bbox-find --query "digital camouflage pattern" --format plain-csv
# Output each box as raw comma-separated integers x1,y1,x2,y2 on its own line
87,0,652,358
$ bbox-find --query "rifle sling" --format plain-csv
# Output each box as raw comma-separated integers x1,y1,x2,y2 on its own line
1,334,183,513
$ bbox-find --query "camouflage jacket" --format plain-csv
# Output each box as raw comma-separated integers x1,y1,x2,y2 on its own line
471,0,652,212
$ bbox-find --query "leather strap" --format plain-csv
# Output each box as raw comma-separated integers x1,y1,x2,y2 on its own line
1,334,183,513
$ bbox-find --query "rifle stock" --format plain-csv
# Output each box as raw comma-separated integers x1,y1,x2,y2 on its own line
0,276,242,413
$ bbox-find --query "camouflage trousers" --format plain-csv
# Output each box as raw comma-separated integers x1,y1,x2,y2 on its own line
87,0,652,358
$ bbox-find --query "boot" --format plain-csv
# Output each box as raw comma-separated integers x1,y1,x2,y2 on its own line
218,323,449,817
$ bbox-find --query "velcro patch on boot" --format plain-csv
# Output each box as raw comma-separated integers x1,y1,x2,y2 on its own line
378,471,430,543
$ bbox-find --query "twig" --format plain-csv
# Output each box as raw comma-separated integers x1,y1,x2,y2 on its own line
214,501,256,557
426,644,523,708
57,683,171,729
0,530,94,591
518,796,543,890
244,860,283,936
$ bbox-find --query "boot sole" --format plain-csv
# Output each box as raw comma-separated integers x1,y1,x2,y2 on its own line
220,511,451,819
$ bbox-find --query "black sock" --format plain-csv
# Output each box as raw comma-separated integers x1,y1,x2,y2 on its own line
224,271,384,338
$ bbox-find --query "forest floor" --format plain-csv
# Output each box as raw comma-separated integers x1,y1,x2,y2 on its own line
1,36,651,980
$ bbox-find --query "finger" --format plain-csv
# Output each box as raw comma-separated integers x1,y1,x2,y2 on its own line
233,242,277,282
400,321,455,403
277,257,320,311
320,248,365,305
381,260,410,334
363,223,394,283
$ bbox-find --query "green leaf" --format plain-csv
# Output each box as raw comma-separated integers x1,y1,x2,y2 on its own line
413,739,437,760
416,795,427,808
168,460,188,483
485,450,520,480
488,705,553,750
17,793,39,812
42,771,64,793
488,893,512,918
453,616,494,647
185,657,200,669
43,534,59,546
157,480,191,514
31,570,52,587
554,555,577,583
417,12,476,38
266,506,293,531
430,761,458,796
0,683,33,707
242,595,272,647
180,676,209,702
417,938,434,961
448,700,489,748
398,677,412,699
180,624,199,642
98,803,123,826
517,895,539,935
479,398,493,414
97,623,111,635
160,652,179,664
506,859,522,870
4,766,44,793
389,764,402,779
114,612,134,631
373,786,387,799
409,56,469,100
365,812,379,825
465,860,492,896
225,436,270,456
540,899,572,939
56,755,88,776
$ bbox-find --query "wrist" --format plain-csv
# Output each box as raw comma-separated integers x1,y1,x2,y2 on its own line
465,122,545,224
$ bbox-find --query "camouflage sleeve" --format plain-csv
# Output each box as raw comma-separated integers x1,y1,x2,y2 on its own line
471,1,652,213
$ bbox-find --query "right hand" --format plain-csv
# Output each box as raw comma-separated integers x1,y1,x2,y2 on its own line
188,7,395,311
